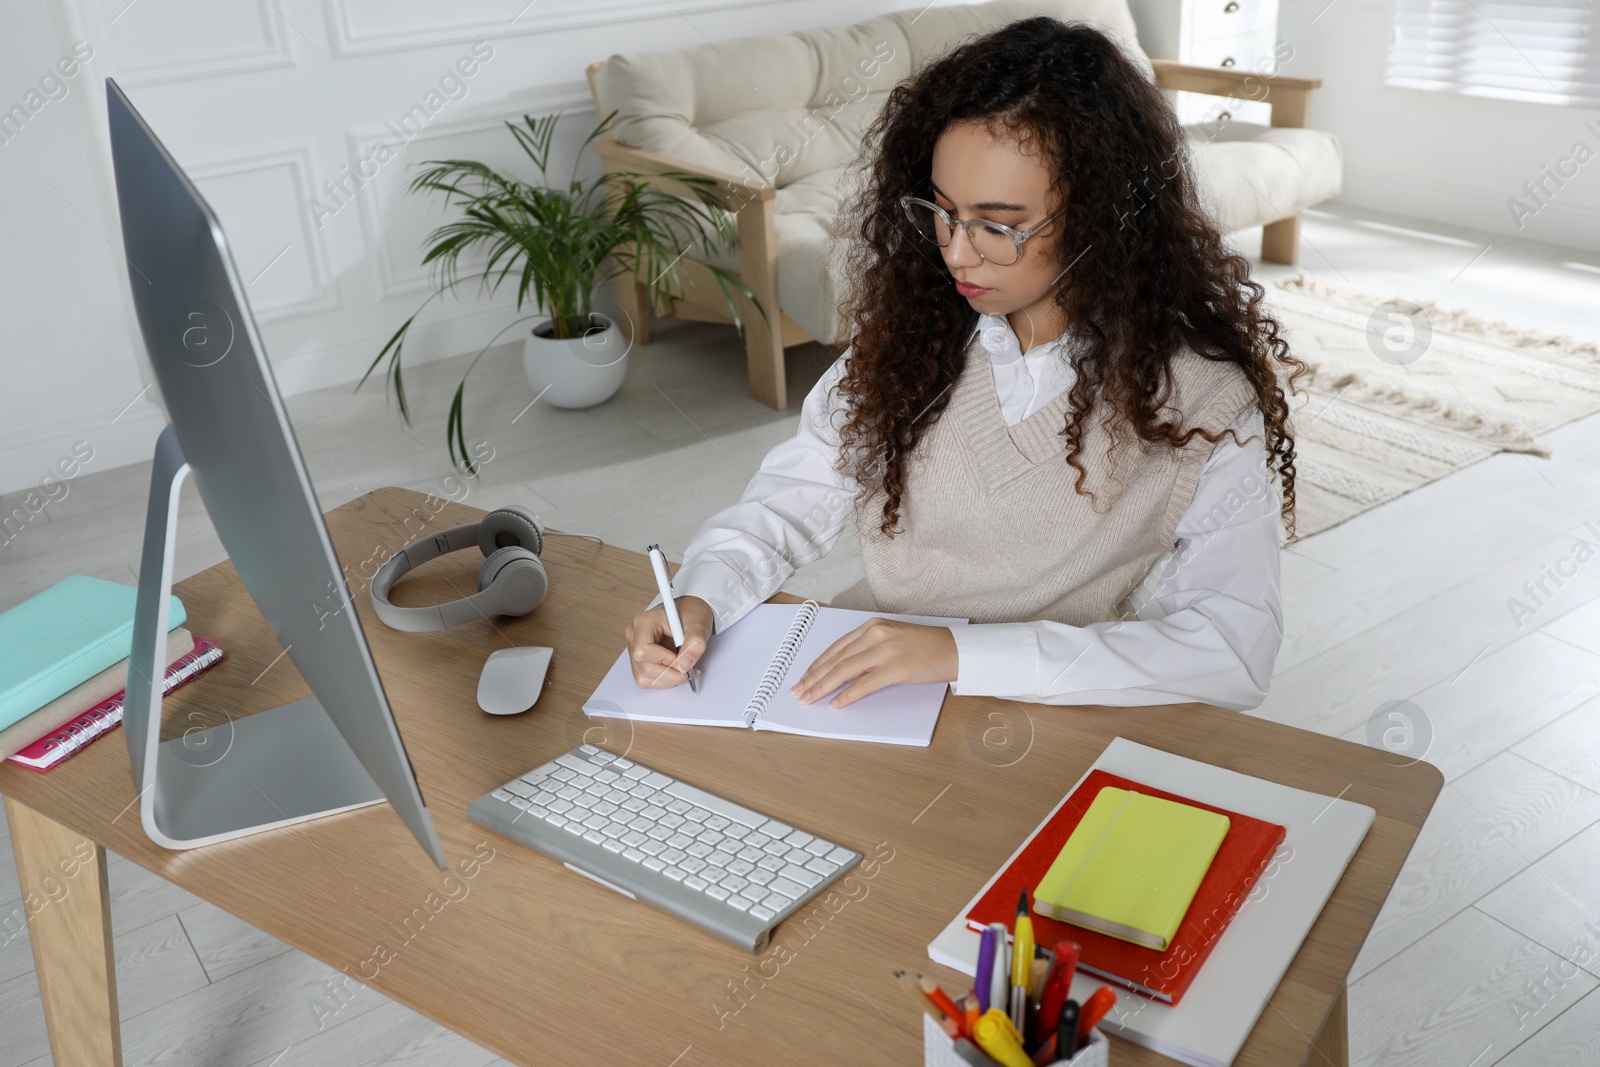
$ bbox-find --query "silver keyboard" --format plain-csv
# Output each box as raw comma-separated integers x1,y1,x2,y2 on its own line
466,744,861,952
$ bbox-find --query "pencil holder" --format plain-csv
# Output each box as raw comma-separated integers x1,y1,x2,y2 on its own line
922,1012,1109,1067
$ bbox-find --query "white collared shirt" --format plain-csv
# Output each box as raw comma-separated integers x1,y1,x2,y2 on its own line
670,313,1284,711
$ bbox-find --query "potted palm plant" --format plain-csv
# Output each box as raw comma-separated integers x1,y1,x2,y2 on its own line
360,109,762,474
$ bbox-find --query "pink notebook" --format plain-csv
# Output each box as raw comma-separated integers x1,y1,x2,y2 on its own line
8,635,224,771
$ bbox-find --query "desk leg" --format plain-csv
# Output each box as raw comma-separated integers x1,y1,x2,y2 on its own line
1309,984,1349,1067
5,796,123,1067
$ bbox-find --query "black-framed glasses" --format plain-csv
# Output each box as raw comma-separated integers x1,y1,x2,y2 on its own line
898,194,1067,266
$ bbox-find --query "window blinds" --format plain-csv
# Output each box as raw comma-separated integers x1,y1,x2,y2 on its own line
1387,0,1600,108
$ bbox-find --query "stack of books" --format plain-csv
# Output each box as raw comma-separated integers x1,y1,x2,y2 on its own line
961,769,1284,1006
0,575,225,772
928,738,1377,1067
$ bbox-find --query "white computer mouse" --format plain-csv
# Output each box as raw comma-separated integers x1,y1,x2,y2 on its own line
476,646,553,715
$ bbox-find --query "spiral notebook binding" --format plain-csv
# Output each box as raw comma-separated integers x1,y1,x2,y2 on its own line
742,600,820,725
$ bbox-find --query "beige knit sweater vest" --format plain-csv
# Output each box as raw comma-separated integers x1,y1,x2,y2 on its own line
845,337,1261,626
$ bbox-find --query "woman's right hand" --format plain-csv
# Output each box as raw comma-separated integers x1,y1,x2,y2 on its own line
624,595,714,689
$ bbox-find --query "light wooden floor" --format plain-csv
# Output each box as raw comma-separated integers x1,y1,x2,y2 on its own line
3,202,1600,1066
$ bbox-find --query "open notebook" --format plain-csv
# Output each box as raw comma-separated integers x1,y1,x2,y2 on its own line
582,600,967,746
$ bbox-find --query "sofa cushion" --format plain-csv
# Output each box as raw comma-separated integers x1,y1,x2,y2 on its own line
776,204,850,346
594,1,1153,194
1184,121,1343,234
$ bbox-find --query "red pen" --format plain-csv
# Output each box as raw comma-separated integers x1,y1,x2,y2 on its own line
1078,985,1118,1041
1036,939,1080,1040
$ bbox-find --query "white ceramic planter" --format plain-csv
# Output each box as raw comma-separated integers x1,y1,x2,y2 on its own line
522,312,627,409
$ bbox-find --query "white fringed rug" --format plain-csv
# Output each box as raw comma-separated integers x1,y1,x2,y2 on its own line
1266,270,1600,537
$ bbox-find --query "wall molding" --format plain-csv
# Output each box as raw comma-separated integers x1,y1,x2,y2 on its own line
185,144,343,323
0,393,159,451
0,398,165,498
104,0,296,87
346,89,593,302
324,0,795,58
270,297,548,398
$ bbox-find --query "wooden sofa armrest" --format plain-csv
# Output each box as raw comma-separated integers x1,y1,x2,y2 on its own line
1149,58,1322,128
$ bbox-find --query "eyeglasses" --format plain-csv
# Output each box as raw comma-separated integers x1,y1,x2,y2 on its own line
898,194,1066,266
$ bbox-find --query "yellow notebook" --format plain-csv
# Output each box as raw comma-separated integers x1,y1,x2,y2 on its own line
1033,786,1230,950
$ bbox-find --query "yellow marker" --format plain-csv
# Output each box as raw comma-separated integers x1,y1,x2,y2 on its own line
971,1008,1033,1067
1010,889,1035,1032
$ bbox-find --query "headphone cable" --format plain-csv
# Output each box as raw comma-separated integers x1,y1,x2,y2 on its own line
546,531,603,544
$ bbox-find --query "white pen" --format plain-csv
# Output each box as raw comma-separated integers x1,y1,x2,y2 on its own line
647,544,698,693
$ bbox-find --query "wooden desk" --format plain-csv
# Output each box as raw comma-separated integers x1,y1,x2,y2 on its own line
1,487,1441,1067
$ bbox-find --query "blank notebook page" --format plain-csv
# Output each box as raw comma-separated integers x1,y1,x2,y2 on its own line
754,605,967,744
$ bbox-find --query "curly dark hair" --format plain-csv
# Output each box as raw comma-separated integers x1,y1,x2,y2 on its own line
833,16,1308,541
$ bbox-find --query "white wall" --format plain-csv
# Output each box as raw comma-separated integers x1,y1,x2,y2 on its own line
1273,0,1600,250
0,0,912,501
0,1,164,501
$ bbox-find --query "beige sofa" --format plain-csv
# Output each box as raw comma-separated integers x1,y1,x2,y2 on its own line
586,0,1340,409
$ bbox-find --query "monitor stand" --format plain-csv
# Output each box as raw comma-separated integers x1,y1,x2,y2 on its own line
123,426,385,849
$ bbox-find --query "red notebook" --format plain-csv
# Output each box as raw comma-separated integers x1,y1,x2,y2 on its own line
966,769,1285,1006
7,635,224,772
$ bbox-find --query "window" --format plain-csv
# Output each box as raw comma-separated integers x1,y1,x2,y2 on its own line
1387,0,1600,108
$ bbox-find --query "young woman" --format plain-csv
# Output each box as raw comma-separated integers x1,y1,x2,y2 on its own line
624,17,1306,712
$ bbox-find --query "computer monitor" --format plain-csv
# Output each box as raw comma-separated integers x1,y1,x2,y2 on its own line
106,77,446,868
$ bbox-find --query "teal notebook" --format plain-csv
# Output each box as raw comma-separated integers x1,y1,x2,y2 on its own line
0,575,186,732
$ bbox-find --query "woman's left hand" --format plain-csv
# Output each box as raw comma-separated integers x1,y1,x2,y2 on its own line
790,619,958,708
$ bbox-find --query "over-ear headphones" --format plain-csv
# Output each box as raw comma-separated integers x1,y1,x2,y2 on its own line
369,505,549,632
